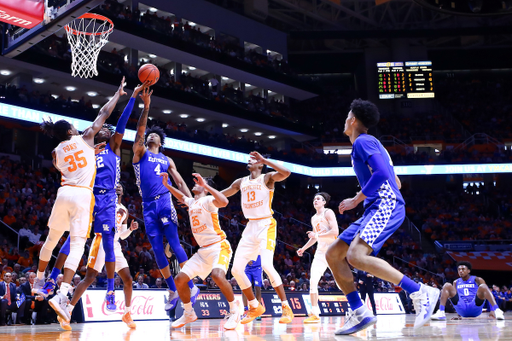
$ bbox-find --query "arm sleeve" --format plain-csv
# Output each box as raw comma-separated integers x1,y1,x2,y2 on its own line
115,97,135,134
118,225,132,240
360,153,391,197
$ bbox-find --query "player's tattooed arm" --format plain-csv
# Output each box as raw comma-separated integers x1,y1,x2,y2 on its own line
132,87,153,163
167,157,192,198
221,178,242,198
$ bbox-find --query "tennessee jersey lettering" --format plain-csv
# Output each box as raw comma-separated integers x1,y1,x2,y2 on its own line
184,196,226,247
54,135,96,190
240,175,273,219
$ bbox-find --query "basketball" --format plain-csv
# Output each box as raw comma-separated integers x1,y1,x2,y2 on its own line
138,64,160,86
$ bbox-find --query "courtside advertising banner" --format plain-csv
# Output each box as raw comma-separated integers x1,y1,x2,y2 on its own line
0,0,44,28
364,293,405,315
82,289,169,322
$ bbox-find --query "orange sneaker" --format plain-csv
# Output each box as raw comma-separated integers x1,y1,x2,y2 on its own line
57,316,72,331
122,312,136,329
279,304,294,324
241,304,265,324
303,313,320,324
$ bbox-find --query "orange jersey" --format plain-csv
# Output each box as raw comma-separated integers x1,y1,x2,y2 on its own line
240,174,274,220
54,135,96,190
311,209,336,252
184,196,226,247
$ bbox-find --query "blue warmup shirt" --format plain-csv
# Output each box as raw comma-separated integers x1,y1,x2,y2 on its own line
351,134,405,208
134,150,172,200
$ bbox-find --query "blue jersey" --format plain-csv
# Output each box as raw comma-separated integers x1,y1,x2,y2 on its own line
246,255,261,269
351,134,404,207
94,143,120,191
134,150,172,200
456,276,479,304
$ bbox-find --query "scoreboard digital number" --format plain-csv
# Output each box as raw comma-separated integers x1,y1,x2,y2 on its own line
378,61,434,99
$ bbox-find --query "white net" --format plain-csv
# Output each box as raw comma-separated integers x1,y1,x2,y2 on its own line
65,14,113,78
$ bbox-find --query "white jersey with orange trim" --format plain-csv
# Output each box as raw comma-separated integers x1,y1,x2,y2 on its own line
311,209,336,252
54,135,96,190
115,202,128,240
184,196,226,248
240,174,274,220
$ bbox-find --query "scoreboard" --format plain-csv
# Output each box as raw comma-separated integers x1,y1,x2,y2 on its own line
378,61,434,99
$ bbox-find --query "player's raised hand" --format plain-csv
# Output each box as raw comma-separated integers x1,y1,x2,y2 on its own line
130,220,139,231
297,248,304,257
132,81,150,98
339,197,358,214
160,172,169,185
249,151,266,164
94,141,107,155
117,76,127,96
139,86,153,108
192,173,206,187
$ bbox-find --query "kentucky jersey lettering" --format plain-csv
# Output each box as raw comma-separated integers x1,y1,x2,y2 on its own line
456,276,479,304
134,150,171,200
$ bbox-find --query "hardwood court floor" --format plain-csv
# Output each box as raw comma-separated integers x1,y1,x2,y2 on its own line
0,313,510,341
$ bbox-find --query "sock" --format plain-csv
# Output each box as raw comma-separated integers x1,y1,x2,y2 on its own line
60,282,71,296
346,291,363,310
244,306,248,311
188,280,194,289
184,302,193,312
228,300,238,312
439,305,445,312
165,275,176,291
281,300,290,307
107,278,114,292
125,306,131,314
490,304,499,312
312,305,321,316
37,271,45,281
31,312,37,320
249,298,259,309
49,268,60,282
67,304,75,314
398,275,421,294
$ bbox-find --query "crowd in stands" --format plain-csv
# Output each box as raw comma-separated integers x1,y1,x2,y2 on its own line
98,0,295,77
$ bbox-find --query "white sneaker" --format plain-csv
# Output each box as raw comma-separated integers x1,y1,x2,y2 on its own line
171,309,198,328
49,292,71,322
410,284,440,329
224,307,241,330
494,308,505,320
431,310,446,320
165,290,180,311
334,305,377,335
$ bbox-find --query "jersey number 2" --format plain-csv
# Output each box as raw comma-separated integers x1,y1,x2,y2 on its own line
64,151,87,172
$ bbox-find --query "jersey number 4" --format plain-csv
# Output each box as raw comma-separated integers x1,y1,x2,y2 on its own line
64,151,88,172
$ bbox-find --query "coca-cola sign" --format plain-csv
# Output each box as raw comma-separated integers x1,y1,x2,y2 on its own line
365,293,405,315
82,289,169,322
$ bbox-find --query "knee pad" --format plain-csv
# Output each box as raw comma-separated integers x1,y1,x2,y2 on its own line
59,236,71,256
64,236,87,271
101,232,115,263
40,229,64,262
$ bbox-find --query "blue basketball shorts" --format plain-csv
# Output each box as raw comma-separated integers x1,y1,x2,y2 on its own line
93,190,117,235
245,266,263,287
142,192,179,238
453,298,484,318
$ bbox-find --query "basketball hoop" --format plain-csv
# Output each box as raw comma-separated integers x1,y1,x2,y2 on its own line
64,13,114,78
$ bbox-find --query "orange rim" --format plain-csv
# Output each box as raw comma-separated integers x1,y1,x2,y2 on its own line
64,13,114,36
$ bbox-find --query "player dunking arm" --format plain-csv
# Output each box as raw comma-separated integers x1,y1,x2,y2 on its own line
297,192,339,323
132,87,199,312
325,99,440,335
431,261,504,321
34,77,127,323
160,172,242,330
222,151,294,324
42,82,149,313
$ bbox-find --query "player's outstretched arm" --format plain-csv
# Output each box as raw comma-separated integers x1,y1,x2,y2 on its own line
111,82,148,155
160,172,189,204
166,157,192,198
193,173,228,208
297,221,318,257
83,77,127,147
249,151,291,184
132,86,153,163
221,178,242,198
